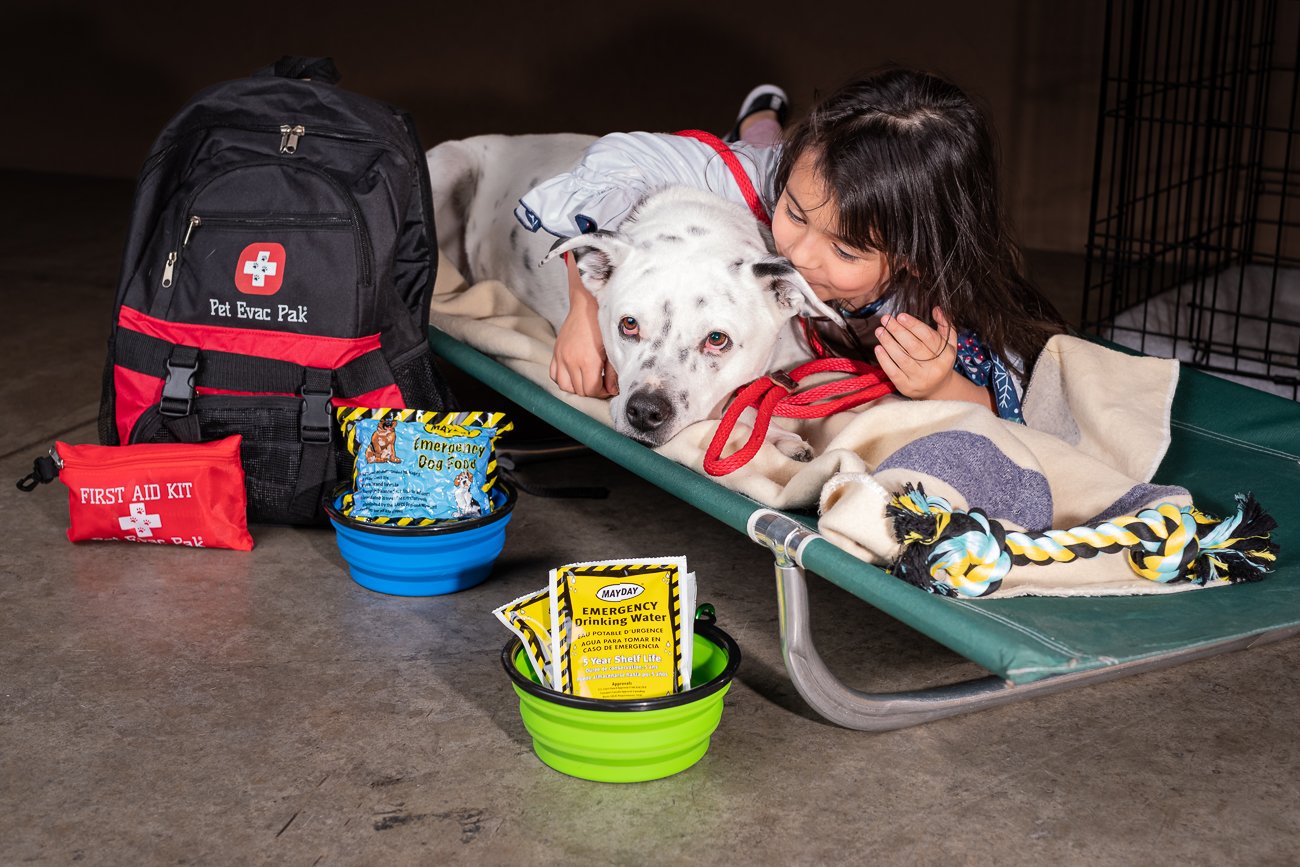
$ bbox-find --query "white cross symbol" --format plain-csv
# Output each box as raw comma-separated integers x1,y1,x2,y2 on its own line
242,250,278,287
118,502,162,538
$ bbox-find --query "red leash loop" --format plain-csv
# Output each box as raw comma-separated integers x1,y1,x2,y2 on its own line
674,130,771,226
702,358,896,477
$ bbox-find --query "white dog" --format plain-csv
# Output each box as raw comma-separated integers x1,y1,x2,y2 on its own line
427,134,840,455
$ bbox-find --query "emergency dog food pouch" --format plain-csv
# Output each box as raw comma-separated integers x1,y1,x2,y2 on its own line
550,557,695,700
55,435,253,551
336,408,511,523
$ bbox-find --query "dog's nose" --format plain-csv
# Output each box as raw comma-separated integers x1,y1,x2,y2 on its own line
625,390,674,433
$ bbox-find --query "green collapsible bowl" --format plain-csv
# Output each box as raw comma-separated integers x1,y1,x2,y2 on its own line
501,616,741,783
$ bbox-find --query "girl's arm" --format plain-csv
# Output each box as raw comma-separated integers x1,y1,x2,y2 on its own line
874,308,996,413
516,132,780,238
550,255,620,398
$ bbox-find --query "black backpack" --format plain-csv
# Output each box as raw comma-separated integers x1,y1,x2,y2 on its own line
99,56,454,525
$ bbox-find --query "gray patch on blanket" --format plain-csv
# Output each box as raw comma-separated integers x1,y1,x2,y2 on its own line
1085,483,1189,524
877,431,1053,530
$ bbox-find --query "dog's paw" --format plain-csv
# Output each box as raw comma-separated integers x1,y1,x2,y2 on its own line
774,437,815,463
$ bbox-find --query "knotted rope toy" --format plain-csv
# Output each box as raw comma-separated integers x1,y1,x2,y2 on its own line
887,483,1279,597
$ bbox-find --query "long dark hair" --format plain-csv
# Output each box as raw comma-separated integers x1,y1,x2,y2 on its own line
772,67,1065,376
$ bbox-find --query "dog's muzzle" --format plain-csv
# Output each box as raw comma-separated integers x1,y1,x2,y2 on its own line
624,389,676,440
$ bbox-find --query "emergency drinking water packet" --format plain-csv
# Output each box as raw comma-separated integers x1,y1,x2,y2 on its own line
336,408,511,524
493,587,555,688
549,557,696,700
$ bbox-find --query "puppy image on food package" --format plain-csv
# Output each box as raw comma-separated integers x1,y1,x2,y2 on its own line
336,408,512,522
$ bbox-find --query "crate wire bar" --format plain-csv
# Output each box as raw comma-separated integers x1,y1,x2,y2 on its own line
1083,0,1300,399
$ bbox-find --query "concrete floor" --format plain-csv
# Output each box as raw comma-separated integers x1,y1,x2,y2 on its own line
2,172,1298,865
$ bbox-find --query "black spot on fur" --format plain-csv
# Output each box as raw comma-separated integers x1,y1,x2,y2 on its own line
690,358,698,372
641,358,655,370
753,259,797,278
729,258,744,272
695,296,707,308
688,225,709,236
722,290,736,306
657,233,683,243
678,348,689,362
522,251,531,271
678,390,690,409
708,359,720,371
652,338,663,350
571,239,615,283
623,195,652,226
769,281,796,309
509,226,519,246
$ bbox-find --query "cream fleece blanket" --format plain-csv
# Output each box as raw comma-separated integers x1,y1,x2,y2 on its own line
430,255,1275,598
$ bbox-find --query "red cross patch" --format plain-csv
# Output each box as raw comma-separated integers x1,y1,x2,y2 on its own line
234,243,286,295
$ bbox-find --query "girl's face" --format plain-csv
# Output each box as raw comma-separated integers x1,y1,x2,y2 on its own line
771,153,892,310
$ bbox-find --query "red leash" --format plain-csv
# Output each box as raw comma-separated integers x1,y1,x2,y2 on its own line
703,358,895,476
674,130,771,226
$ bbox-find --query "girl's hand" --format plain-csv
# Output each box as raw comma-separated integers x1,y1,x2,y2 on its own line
874,307,993,410
550,255,620,397
550,303,619,397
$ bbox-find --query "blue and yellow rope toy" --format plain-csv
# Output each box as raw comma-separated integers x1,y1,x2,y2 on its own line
887,483,1279,597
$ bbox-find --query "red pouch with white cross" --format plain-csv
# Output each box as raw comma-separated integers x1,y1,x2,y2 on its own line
52,436,253,550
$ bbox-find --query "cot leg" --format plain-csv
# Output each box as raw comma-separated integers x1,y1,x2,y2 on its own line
748,509,1296,731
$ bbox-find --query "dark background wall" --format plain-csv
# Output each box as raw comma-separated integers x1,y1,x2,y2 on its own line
2,1,1105,253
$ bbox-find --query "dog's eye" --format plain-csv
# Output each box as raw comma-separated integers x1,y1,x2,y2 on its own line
619,316,640,339
703,331,732,354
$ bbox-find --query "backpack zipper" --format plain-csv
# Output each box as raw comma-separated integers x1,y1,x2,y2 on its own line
161,215,202,288
279,124,306,154
161,213,357,289
160,161,373,289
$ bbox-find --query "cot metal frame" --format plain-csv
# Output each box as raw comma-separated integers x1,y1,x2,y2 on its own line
747,509,1298,731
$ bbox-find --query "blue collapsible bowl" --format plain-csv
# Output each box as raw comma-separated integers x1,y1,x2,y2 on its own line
323,482,516,596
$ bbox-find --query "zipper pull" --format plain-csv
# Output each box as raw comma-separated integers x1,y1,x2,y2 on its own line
160,216,200,289
161,251,177,288
279,123,306,154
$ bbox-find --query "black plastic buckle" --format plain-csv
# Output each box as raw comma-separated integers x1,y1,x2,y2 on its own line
299,383,334,444
160,354,199,417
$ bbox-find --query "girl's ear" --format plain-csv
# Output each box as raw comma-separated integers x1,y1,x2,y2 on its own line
752,257,844,322
541,231,634,293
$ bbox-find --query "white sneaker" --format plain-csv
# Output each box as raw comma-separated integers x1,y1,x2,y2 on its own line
723,84,789,143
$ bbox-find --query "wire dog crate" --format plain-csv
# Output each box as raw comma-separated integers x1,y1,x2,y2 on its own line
1083,0,1300,399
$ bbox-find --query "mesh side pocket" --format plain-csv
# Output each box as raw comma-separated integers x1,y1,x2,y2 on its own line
391,344,456,411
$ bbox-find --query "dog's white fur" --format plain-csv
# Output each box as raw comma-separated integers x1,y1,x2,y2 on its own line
427,134,839,451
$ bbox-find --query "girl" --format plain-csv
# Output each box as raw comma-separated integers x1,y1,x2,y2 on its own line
515,67,1067,420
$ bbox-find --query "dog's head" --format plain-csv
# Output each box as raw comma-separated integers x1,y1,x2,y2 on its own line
544,187,840,447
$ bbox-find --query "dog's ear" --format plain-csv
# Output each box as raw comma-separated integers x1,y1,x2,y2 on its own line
541,231,634,293
752,257,843,321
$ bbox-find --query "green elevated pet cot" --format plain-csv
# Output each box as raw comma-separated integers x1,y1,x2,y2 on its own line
430,328,1300,731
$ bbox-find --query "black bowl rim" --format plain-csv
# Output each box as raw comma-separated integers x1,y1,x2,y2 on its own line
324,480,517,536
500,619,742,712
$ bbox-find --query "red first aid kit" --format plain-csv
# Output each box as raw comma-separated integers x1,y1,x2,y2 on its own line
53,436,254,550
